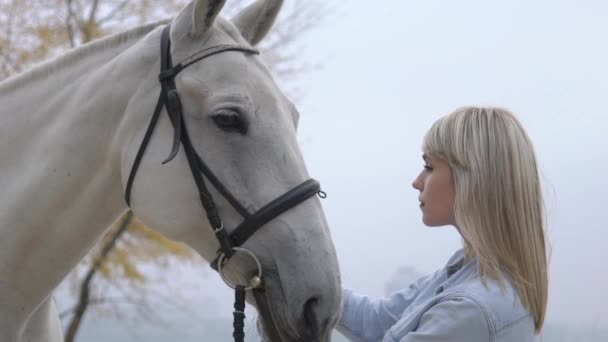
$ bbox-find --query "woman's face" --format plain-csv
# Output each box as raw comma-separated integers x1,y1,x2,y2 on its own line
412,154,456,227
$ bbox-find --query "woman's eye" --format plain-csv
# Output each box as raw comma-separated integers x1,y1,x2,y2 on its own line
423,165,433,172
212,112,246,134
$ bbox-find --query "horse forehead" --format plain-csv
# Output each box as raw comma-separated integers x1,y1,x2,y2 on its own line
201,52,269,84
180,55,280,103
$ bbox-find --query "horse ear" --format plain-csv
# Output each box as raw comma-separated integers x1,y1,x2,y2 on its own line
232,0,283,46
172,0,227,39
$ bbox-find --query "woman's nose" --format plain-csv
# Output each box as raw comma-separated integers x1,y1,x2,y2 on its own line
412,176,422,190
412,171,425,190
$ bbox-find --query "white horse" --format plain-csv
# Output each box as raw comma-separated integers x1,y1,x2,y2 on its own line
0,0,342,341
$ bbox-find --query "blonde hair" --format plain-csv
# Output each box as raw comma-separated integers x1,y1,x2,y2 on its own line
423,106,548,333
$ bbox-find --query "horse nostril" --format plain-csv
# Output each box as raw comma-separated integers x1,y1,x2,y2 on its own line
302,296,321,336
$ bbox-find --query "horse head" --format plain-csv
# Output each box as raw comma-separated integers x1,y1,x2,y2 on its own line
121,1,342,340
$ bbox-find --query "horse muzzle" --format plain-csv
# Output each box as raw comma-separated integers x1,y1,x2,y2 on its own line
253,271,339,342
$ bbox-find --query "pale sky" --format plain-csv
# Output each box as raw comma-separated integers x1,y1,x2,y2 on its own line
55,0,608,335
292,0,608,328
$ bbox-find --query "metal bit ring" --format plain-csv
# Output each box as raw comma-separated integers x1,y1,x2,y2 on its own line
217,247,263,291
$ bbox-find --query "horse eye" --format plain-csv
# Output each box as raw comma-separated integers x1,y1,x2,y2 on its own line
212,111,247,134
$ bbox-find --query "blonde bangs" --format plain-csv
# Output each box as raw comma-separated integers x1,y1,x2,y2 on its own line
422,108,471,170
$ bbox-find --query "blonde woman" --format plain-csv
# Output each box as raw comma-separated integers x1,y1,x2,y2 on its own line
337,106,549,342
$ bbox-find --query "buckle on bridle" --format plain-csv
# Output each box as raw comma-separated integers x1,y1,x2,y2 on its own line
213,222,225,233
213,220,236,259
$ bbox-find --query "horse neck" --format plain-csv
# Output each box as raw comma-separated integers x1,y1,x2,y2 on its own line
0,21,166,319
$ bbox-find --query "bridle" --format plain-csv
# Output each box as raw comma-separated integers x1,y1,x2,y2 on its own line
124,24,325,342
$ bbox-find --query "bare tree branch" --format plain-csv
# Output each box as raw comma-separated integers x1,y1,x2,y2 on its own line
98,0,130,24
88,0,100,24
64,211,133,342
81,0,100,42
59,296,145,320
0,0,19,77
65,0,76,47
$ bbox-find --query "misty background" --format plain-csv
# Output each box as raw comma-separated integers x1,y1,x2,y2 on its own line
297,0,608,328
52,0,608,340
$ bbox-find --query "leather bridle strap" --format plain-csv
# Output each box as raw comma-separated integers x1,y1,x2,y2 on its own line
125,26,259,219
124,24,325,342
209,178,322,270
126,24,323,258
231,178,321,247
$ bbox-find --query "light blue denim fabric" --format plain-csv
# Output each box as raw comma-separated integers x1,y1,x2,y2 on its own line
337,249,535,342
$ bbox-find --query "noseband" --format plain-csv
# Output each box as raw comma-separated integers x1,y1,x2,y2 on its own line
125,25,325,342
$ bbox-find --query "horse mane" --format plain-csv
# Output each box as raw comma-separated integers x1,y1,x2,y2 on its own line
0,19,170,93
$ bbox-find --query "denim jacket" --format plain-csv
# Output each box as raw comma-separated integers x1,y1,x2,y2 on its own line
337,249,535,342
